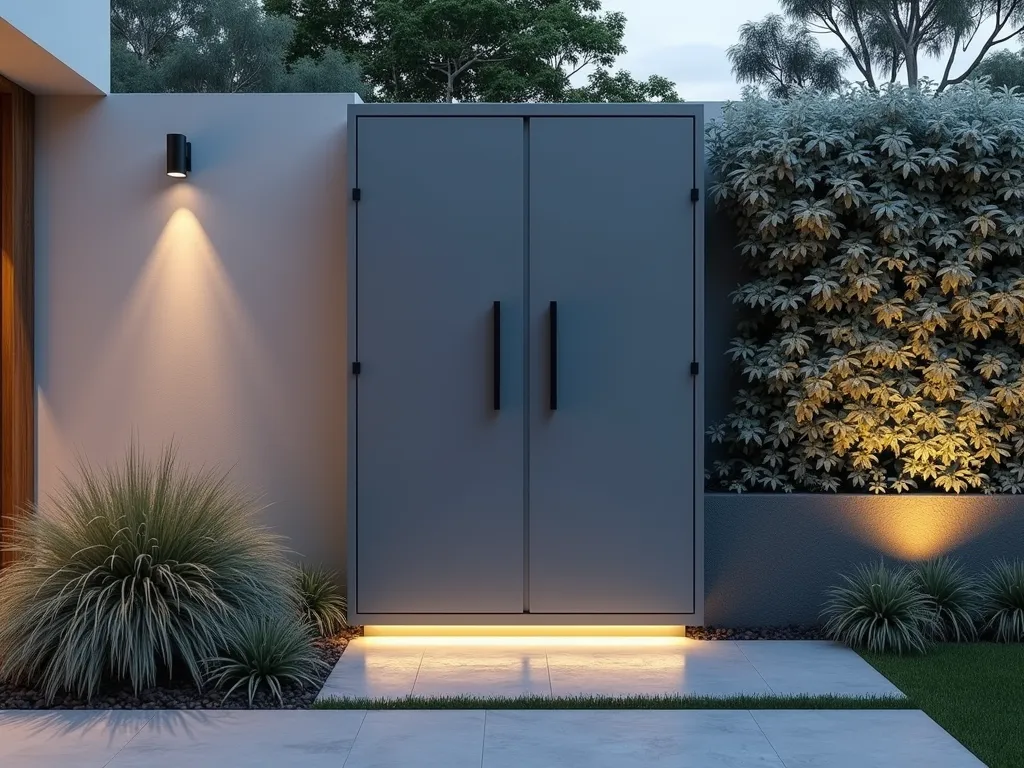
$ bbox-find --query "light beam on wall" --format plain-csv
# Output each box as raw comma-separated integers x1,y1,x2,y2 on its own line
841,497,1009,560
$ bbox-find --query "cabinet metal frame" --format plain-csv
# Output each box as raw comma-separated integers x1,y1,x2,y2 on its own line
345,102,705,626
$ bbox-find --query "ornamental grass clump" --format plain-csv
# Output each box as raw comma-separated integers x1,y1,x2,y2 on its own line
296,564,348,637
979,558,1024,642
822,561,933,654
914,556,980,641
0,440,297,702
206,613,327,706
707,82,1024,494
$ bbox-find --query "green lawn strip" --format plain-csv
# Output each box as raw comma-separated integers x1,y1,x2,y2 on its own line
860,643,1024,768
312,692,912,710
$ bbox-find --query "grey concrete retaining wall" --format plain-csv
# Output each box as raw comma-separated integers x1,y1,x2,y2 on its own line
705,493,1024,626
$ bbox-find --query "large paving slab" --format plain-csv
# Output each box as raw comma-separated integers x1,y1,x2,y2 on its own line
318,637,904,700
105,710,365,767
0,710,153,768
0,709,985,767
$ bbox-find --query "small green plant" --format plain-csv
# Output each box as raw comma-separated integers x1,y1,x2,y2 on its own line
296,564,348,637
822,561,933,654
979,559,1024,642
0,440,296,702
914,556,980,642
206,613,327,706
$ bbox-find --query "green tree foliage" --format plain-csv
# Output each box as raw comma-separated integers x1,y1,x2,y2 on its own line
973,48,1024,90
264,0,368,64
708,83,1024,494
780,0,1024,91
468,0,630,102
564,69,680,102
269,0,677,102
364,0,521,102
728,14,847,98
112,0,365,94
112,0,210,66
160,0,297,92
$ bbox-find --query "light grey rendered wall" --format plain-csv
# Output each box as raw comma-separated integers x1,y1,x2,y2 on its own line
35,93,356,576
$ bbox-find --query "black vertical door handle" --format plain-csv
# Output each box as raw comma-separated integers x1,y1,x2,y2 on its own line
492,301,501,411
549,300,558,411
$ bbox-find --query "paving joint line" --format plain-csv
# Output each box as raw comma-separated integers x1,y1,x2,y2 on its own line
339,710,369,768
100,713,156,768
732,640,777,695
545,652,553,698
479,710,488,768
409,650,425,698
746,710,790,768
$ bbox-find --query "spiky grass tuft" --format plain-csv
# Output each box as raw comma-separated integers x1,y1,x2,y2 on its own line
822,561,933,655
914,556,980,642
979,559,1024,643
206,613,327,706
0,439,296,702
296,564,348,637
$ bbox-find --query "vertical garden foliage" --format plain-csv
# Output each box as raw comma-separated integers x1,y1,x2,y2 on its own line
708,83,1024,494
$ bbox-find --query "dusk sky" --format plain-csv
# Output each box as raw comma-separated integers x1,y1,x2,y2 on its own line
598,0,1021,100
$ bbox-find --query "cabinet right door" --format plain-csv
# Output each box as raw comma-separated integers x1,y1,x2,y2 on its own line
527,116,697,615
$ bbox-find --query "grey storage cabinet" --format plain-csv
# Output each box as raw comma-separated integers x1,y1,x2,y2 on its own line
347,103,704,626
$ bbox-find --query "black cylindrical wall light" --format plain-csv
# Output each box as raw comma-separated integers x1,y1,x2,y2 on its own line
166,133,192,178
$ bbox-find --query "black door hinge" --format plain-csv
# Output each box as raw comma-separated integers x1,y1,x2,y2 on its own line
690,361,700,375
352,187,361,201
691,188,700,202
352,361,361,375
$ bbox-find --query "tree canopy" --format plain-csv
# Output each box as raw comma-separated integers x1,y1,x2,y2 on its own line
778,0,1024,91
266,0,679,102
973,47,1024,90
113,0,679,101
728,13,847,98
111,0,365,94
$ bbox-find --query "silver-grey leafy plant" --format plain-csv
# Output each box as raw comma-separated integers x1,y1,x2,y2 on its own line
0,440,296,702
822,560,933,654
206,613,328,706
979,558,1024,642
914,556,980,641
708,81,1024,493
296,564,349,637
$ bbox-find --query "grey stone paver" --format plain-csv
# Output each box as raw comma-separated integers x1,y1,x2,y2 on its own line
318,638,906,700
733,641,904,697
0,709,985,767
0,710,152,768
749,709,986,768
414,649,551,698
105,710,365,768
344,710,485,768
481,709,785,768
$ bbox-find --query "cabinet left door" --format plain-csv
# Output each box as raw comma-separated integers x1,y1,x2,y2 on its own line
353,116,527,614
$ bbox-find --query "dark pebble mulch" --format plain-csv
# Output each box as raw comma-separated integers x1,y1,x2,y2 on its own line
0,625,827,709
0,627,363,711
686,625,825,641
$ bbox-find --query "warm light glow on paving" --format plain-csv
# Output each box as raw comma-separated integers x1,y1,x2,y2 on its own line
362,626,688,647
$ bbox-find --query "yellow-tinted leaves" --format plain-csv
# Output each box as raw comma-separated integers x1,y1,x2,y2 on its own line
707,85,1024,493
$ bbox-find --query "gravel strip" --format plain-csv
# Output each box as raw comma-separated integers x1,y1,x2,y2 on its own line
686,625,825,640
0,628,363,711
